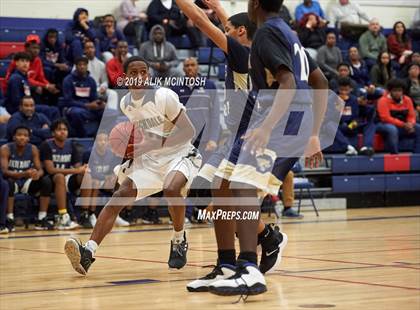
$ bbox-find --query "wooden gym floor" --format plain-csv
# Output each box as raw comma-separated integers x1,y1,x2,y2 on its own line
0,207,419,310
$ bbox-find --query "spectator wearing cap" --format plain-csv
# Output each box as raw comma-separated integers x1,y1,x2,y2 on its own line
377,78,420,154
359,18,387,70
106,40,129,88
65,8,98,63
5,34,60,105
5,52,60,122
63,57,103,137
98,14,127,63
40,28,71,86
295,0,326,24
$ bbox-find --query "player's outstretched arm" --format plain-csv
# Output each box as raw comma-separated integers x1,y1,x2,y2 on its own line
203,0,229,28
176,0,228,52
163,110,196,148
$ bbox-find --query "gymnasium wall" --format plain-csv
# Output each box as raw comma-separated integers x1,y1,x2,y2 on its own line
0,0,418,28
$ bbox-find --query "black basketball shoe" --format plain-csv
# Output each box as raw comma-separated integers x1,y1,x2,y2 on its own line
168,232,188,269
259,224,288,274
64,238,95,275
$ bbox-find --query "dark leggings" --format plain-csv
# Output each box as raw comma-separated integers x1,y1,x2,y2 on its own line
8,175,53,197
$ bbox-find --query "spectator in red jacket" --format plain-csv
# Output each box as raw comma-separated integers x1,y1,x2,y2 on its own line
377,78,419,153
5,35,60,103
106,40,128,88
387,21,413,66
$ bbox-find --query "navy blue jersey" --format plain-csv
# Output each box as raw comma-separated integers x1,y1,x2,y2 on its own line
88,148,119,181
250,17,318,95
7,143,34,174
40,139,81,170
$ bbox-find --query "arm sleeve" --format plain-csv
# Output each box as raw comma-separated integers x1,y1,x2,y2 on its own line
226,36,250,73
165,44,179,68
163,89,186,122
359,34,376,60
99,62,109,89
355,4,370,22
317,48,336,75
295,6,303,22
255,28,293,77
106,61,122,87
39,142,53,161
407,97,416,124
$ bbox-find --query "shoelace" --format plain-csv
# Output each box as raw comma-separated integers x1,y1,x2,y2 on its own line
172,241,188,257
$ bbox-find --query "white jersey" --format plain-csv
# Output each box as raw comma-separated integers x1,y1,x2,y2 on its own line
120,87,193,159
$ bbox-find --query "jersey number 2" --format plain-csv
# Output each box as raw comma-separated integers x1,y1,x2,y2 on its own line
294,44,310,82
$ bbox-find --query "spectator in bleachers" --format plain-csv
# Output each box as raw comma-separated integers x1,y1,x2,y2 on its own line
400,52,420,79
298,13,327,59
0,170,8,234
172,57,220,162
329,63,357,93
5,52,60,122
117,0,148,48
0,88,10,139
335,77,376,156
377,78,420,154
387,21,413,66
404,63,420,120
370,52,395,89
6,96,51,146
40,119,85,230
278,3,293,26
65,8,97,63
5,35,60,105
84,41,119,110
348,46,384,99
63,57,104,137
295,0,326,24
1,126,53,232
98,14,127,63
40,29,71,87
146,0,202,48
139,25,180,78
359,18,387,70
330,0,370,27
107,40,129,88
317,32,342,80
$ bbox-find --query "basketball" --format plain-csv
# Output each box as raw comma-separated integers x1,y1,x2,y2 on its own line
109,121,143,157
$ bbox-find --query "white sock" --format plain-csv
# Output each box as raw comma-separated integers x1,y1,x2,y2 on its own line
38,211,47,220
85,240,98,255
172,229,185,244
7,213,14,220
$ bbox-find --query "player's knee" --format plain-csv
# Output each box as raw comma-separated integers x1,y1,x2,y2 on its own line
53,173,65,184
40,176,53,195
163,185,182,198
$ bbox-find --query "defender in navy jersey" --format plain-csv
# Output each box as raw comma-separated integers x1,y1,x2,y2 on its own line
207,0,330,296
0,170,8,234
0,126,53,232
40,119,86,230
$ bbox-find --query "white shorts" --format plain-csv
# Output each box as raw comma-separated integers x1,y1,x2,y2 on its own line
115,146,202,201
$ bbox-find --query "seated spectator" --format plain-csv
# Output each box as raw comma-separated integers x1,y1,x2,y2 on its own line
117,0,148,48
0,170,8,234
0,89,11,139
404,63,420,120
40,119,85,230
329,63,357,93
84,41,119,111
400,52,420,79
370,52,395,89
0,125,53,232
172,57,220,162
334,77,376,156
98,14,127,63
348,46,384,99
5,52,60,121
5,35,60,105
40,29,71,86
278,3,293,26
330,0,370,26
359,18,387,70
377,78,419,154
63,57,104,137
65,8,97,63
146,0,202,48
106,40,129,88
7,96,51,146
317,32,343,80
387,21,413,66
139,25,180,78
295,0,326,23
298,13,326,59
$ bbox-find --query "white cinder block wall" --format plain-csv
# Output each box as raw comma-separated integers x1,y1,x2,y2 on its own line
0,0,418,28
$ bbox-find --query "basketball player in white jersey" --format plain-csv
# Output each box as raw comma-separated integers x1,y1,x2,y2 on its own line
64,56,202,275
